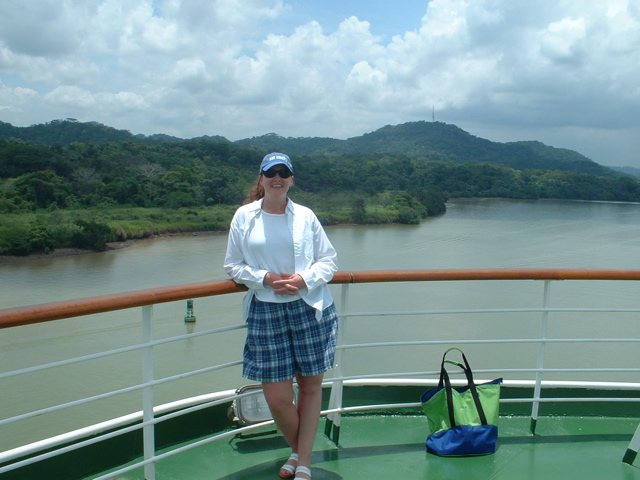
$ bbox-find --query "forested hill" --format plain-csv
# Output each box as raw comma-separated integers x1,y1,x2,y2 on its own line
0,119,227,146
0,119,615,177
236,121,614,177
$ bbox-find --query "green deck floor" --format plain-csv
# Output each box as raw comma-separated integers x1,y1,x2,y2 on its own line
93,415,640,480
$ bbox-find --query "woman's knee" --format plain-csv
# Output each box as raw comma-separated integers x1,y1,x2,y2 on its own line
296,373,323,395
262,380,295,410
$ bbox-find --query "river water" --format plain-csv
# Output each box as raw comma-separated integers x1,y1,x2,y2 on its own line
3,198,640,307
1,198,640,450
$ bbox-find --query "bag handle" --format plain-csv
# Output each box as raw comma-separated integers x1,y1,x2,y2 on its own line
438,348,488,428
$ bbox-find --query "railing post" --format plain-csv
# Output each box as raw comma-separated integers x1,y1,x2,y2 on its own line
531,279,552,435
325,284,349,446
623,422,640,465
142,305,156,480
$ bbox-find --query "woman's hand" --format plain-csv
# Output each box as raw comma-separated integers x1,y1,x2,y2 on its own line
264,273,307,295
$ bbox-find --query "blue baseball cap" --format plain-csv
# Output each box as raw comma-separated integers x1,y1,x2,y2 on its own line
260,152,293,174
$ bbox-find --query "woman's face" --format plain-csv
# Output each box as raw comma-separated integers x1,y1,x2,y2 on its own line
260,165,294,197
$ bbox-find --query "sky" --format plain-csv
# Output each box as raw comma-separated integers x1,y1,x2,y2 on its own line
0,0,639,168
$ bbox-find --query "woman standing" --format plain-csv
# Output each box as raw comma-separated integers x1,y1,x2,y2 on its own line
224,152,338,480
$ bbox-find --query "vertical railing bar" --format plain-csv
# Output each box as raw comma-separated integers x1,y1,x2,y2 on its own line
531,280,552,434
325,283,349,446
141,305,156,480
623,422,640,465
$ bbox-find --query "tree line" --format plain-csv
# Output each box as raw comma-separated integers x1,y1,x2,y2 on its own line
1,137,639,256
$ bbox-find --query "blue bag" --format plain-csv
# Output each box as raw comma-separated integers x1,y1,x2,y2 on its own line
421,348,502,456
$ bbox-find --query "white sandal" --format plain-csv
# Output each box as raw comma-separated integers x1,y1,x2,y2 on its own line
294,466,311,479
279,453,298,478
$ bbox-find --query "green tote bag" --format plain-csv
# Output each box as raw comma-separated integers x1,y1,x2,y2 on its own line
421,348,502,456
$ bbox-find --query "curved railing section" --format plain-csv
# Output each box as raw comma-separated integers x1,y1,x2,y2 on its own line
1,269,639,480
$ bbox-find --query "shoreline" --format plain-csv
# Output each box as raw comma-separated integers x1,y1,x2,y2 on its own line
0,231,222,265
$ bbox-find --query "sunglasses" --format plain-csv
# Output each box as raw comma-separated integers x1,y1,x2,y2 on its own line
263,168,293,178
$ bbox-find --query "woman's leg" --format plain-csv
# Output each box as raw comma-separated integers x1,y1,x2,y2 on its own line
262,379,300,476
294,373,324,478
262,373,323,479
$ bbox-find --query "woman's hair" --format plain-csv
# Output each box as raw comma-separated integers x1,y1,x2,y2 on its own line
243,174,265,204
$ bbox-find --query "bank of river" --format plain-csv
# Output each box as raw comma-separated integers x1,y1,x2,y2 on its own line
0,231,220,265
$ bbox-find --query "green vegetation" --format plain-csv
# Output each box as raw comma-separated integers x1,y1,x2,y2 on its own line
0,206,236,256
1,119,639,257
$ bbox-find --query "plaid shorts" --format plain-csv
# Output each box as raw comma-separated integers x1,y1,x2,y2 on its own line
243,297,338,383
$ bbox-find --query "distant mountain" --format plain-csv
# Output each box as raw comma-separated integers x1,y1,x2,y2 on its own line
0,119,229,145
236,121,617,177
611,166,640,178
0,118,619,177
1,119,135,144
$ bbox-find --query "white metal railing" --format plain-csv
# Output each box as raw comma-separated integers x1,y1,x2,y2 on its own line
324,278,640,443
0,270,639,479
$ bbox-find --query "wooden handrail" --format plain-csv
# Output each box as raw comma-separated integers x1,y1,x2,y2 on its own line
332,268,640,283
2,269,640,329
0,280,248,329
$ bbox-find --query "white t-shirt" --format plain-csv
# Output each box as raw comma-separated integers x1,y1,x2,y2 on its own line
247,211,302,303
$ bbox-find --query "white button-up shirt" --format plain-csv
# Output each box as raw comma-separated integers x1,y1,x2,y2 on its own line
224,198,338,320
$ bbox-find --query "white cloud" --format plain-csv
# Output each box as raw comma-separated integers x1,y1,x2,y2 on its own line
112,91,146,109
539,17,587,64
44,86,96,108
0,83,38,105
